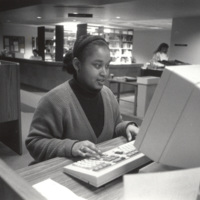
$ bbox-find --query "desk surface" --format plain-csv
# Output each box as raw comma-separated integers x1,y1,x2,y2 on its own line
17,137,142,200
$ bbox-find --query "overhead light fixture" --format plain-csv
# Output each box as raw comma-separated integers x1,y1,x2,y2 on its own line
149,26,163,30
116,16,120,19
68,13,93,18
37,16,42,19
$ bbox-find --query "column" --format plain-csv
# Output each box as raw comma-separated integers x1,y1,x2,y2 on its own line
37,26,45,60
55,25,64,61
136,76,160,118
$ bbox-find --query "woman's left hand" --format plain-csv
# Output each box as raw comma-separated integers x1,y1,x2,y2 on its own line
126,124,139,141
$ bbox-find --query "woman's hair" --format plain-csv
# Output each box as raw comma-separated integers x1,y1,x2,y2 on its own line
154,43,169,53
63,35,109,75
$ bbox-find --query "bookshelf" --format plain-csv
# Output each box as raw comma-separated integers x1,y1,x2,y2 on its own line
87,25,134,64
62,24,134,64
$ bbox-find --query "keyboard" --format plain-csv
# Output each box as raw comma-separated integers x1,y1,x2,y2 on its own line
63,141,151,187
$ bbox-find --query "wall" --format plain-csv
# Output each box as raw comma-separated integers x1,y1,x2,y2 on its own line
0,23,37,59
0,24,55,59
169,17,200,65
133,29,171,64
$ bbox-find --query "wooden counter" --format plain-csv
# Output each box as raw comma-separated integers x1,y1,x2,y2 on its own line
0,57,143,92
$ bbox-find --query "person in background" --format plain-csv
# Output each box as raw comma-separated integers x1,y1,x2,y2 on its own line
147,43,169,69
26,35,139,163
152,43,169,62
30,49,42,60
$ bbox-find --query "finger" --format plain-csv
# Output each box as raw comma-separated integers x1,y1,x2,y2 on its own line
126,132,132,141
80,145,98,156
77,149,87,157
84,146,101,157
86,143,103,155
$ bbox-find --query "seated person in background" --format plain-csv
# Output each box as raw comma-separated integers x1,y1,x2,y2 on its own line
26,35,139,163
30,49,42,60
45,48,53,61
148,43,169,69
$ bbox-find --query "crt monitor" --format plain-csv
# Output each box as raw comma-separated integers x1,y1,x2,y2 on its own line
135,65,200,168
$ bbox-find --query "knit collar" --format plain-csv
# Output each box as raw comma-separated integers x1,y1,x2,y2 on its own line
69,78,101,98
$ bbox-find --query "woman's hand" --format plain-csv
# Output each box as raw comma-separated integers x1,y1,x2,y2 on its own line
72,140,103,158
126,124,139,141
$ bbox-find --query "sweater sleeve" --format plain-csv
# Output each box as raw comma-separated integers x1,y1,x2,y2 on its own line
25,95,77,162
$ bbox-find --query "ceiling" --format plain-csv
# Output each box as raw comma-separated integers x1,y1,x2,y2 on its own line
1,0,200,30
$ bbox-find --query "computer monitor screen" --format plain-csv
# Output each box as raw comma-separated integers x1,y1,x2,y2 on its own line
135,65,200,168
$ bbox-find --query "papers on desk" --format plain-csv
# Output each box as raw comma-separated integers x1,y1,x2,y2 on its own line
33,179,86,200
123,167,200,200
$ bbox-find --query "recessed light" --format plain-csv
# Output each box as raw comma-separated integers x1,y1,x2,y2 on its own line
116,16,120,19
37,16,42,19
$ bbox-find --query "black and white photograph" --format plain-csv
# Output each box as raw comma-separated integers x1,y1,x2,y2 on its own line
0,0,200,199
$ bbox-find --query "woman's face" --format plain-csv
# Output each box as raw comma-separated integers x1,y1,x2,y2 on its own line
161,47,168,53
76,45,111,91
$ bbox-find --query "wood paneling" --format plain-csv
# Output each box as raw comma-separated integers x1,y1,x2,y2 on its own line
0,60,22,154
0,63,19,122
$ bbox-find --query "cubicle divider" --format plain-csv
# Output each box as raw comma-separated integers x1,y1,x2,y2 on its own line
0,60,22,154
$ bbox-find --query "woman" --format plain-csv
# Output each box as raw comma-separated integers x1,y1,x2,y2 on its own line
26,35,138,163
152,43,169,63
147,43,169,69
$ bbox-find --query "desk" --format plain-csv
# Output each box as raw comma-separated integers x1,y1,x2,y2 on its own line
17,137,150,200
141,68,163,77
139,162,180,173
108,79,138,116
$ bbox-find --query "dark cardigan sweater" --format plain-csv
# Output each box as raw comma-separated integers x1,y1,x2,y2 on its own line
26,81,132,162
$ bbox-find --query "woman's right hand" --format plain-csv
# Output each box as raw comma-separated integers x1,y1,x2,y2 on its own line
71,140,103,158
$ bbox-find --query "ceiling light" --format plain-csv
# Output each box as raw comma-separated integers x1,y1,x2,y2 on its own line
149,26,163,30
73,12,78,15
116,16,120,19
37,16,42,19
